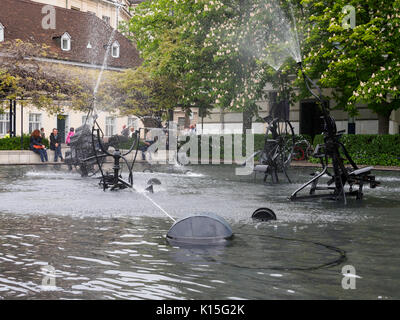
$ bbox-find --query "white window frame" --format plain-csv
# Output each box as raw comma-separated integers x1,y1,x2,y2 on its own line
0,23,4,42
105,117,116,137
29,113,42,133
61,32,71,51
127,117,139,129
111,41,120,58
0,112,10,135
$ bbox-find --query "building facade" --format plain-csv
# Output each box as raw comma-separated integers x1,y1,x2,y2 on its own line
0,0,143,141
198,89,400,136
29,0,139,29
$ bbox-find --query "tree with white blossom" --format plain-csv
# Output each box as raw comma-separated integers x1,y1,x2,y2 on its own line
299,0,400,134
128,0,303,131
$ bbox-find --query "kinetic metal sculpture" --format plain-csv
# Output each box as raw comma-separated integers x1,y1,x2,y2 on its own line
65,124,107,177
290,63,380,203
253,99,295,183
89,115,140,191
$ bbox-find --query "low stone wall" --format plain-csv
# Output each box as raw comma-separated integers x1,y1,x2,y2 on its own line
0,149,158,165
0,149,67,165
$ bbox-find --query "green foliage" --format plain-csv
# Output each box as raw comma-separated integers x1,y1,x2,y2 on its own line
0,135,49,150
128,0,304,119
0,40,94,112
180,133,307,161
311,134,400,166
299,0,400,122
118,137,145,150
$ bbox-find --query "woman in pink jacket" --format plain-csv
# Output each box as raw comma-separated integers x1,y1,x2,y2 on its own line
66,127,75,146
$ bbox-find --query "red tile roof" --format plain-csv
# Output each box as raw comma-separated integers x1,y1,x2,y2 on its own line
0,0,141,69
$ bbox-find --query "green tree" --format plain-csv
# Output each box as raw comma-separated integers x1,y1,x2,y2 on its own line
0,40,95,113
300,0,400,134
128,0,303,132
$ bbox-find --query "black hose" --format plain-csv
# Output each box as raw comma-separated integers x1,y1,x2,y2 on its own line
204,232,347,272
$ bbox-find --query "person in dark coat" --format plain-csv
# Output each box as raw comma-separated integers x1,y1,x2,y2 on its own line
50,128,63,162
30,129,48,162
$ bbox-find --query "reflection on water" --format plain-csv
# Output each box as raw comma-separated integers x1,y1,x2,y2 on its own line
0,164,400,299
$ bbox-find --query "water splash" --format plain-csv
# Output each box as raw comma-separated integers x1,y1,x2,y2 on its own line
92,3,121,117
252,0,302,70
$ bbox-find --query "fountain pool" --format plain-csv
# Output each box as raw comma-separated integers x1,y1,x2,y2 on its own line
0,164,400,299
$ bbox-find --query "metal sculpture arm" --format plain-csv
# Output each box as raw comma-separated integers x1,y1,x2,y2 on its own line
297,62,338,138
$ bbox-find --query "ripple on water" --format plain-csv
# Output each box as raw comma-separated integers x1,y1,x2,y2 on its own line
0,166,399,299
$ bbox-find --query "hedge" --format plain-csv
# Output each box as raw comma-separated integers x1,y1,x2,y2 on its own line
0,135,49,150
311,134,400,166
7,133,397,168
177,134,312,162
0,133,313,161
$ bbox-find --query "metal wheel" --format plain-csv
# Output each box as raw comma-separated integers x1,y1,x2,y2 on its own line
261,118,295,172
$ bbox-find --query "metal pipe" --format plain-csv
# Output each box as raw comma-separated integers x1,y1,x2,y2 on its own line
13,100,16,138
9,99,12,137
20,102,23,150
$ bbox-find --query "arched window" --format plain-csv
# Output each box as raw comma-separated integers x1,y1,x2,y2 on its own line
61,32,71,51
0,23,4,42
111,41,120,58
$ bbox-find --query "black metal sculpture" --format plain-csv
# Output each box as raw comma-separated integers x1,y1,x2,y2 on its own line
65,123,107,177
290,63,380,203
89,115,140,191
253,99,295,183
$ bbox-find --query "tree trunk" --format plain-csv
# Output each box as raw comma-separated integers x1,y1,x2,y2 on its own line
220,108,225,133
242,109,253,133
243,104,257,133
377,111,391,135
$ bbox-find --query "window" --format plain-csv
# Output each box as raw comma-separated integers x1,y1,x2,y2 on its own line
128,117,138,129
178,117,186,129
29,113,41,133
0,112,10,135
111,41,120,58
102,16,110,25
105,117,115,137
0,23,4,42
61,32,71,51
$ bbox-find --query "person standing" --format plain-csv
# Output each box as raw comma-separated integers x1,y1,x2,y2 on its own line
50,128,63,162
129,127,136,138
40,128,46,139
121,125,130,137
65,127,75,146
30,129,48,162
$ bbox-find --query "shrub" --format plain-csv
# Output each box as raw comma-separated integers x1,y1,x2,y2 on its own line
177,133,311,162
311,134,400,166
0,135,49,150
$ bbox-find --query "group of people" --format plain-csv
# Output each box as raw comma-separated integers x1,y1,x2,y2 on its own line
120,125,155,161
30,127,75,163
28,121,197,163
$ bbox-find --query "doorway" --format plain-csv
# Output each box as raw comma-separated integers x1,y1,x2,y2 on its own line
57,114,68,143
300,100,325,142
